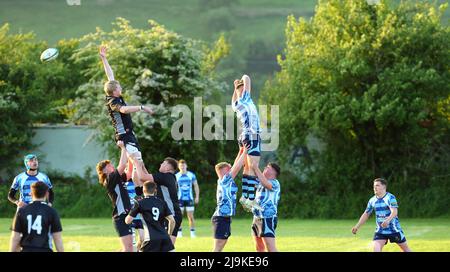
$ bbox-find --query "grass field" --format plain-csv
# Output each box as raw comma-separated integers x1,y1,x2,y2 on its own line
1,218,449,252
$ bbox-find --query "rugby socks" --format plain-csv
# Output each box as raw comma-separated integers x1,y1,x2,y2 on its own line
241,175,249,199
190,228,196,238
245,175,258,201
178,228,183,238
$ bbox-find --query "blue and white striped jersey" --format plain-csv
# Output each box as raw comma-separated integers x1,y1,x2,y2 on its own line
213,173,238,217
126,181,141,220
11,172,52,204
175,171,197,201
232,90,261,137
365,192,403,234
252,179,281,218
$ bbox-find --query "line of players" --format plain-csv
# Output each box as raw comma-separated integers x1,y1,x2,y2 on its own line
7,45,411,252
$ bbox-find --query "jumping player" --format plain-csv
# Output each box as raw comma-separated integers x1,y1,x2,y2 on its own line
352,178,412,252
99,45,153,160
8,154,54,209
176,159,200,238
212,146,246,252
231,74,262,211
126,181,176,252
96,140,133,252
249,162,281,252
10,181,63,252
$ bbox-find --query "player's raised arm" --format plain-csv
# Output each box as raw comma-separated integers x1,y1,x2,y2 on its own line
242,74,251,93
232,79,240,105
99,45,115,81
230,147,246,179
116,141,128,175
250,162,273,190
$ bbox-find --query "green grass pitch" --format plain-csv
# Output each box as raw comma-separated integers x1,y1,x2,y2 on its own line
1,218,449,252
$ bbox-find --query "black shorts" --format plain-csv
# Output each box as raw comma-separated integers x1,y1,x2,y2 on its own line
131,219,143,230
238,134,261,156
179,200,195,211
113,213,132,237
117,132,141,153
21,247,53,252
212,216,232,240
164,213,182,237
252,216,277,238
373,231,407,244
141,238,174,252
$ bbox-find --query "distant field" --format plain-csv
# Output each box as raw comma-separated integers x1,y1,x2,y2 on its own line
1,218,449,252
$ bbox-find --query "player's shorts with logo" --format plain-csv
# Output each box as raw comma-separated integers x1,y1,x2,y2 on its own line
373,231,407,244
212,216,232,240
252,216,277,238
113,213,132,237
238,134,261,156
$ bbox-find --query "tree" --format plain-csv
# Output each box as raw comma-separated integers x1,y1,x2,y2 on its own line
68,18,231,181
262,0,450,217
0,24,84,174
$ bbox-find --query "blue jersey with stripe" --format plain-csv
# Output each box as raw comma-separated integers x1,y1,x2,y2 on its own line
125,181,141,220
213,173,238,217
253,179,281,218
365,192,403,234
11,172,52,204
232,90,261,137
175,171,197,201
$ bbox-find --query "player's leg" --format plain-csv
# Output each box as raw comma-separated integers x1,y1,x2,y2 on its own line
251,217,265,252
178,203,184,238
120,235,134,252
212,216,231,252
114,215,134,252
170,214,182,245
253,237,265,252
262,237,278,252
373,239,386,252
187,204,196,238
397,242,412,252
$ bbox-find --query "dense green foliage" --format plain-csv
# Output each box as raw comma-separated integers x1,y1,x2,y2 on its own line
262,0,450,218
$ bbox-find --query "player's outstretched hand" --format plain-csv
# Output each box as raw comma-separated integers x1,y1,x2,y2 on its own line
99,45,107,58
142,106,154,115
117,140,125,149
381,220,389,228
351,226,358,235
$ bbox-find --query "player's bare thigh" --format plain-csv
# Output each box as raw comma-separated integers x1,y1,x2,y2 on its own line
373,239,386,252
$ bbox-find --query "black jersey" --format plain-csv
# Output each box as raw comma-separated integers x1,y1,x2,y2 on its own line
106,96,134,137
105,170,131,218
129,196,172,242
152,172,182,218
12,201,62,251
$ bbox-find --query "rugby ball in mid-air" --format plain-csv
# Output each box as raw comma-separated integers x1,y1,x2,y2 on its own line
40,48,59,62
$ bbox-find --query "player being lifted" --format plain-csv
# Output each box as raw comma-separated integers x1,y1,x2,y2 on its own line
99,45,153,179
232,74,262,211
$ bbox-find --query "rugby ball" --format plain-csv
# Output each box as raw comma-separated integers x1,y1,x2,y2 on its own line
40,48,59,62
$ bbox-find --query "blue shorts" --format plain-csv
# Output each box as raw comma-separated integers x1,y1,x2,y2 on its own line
238,134,261,156
252,216,277,238
373,231,407,244
212,216,232,240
